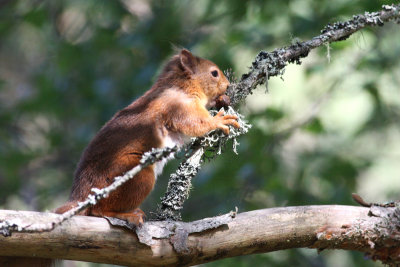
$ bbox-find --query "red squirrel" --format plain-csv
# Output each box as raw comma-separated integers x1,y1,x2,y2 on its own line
55,49,240,225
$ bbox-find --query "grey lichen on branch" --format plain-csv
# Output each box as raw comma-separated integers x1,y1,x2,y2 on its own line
156,107,251,221
227,4,400,105
106,209,237,253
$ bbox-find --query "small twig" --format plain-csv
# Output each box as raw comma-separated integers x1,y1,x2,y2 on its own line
352,193,398,208
325,42,331,63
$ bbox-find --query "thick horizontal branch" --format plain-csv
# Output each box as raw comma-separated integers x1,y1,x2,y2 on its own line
0,205,399,266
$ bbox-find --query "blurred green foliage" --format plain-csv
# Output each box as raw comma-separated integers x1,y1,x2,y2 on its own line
0,0,399,266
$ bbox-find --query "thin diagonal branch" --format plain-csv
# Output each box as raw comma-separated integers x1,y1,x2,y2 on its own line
228,4,400,104
0,147,178,234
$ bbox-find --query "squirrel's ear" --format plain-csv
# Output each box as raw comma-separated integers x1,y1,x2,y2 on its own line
180,49,196,74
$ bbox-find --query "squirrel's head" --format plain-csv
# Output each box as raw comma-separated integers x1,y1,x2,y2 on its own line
179,49,230,108
160,49,230,108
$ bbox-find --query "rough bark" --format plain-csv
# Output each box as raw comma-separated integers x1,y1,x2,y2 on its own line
1,205,399,266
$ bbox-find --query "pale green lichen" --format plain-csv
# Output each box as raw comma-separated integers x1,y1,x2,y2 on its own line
157,107,251,220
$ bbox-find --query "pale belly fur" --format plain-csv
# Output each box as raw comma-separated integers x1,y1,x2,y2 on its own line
154,132,190,179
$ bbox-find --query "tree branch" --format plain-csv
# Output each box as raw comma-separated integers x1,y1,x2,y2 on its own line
227,4,400,104
0,205,399,266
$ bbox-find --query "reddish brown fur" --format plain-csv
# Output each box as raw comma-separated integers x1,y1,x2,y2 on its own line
55,49,239,225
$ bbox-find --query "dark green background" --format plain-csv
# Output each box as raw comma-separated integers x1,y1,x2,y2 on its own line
1,1,399,266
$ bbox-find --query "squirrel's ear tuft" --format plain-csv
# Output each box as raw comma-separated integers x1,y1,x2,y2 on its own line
180,49,196,74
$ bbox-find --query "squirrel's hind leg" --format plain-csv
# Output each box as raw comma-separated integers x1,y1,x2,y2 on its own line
95,208,146,226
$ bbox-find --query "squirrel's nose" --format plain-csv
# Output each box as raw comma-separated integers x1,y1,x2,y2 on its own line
224,80,230,91
224,76,230,87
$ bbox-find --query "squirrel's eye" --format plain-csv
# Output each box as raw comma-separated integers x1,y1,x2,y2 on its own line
211,70,219,77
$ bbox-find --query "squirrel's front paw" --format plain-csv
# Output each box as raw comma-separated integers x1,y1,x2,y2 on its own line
214,110,240,135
